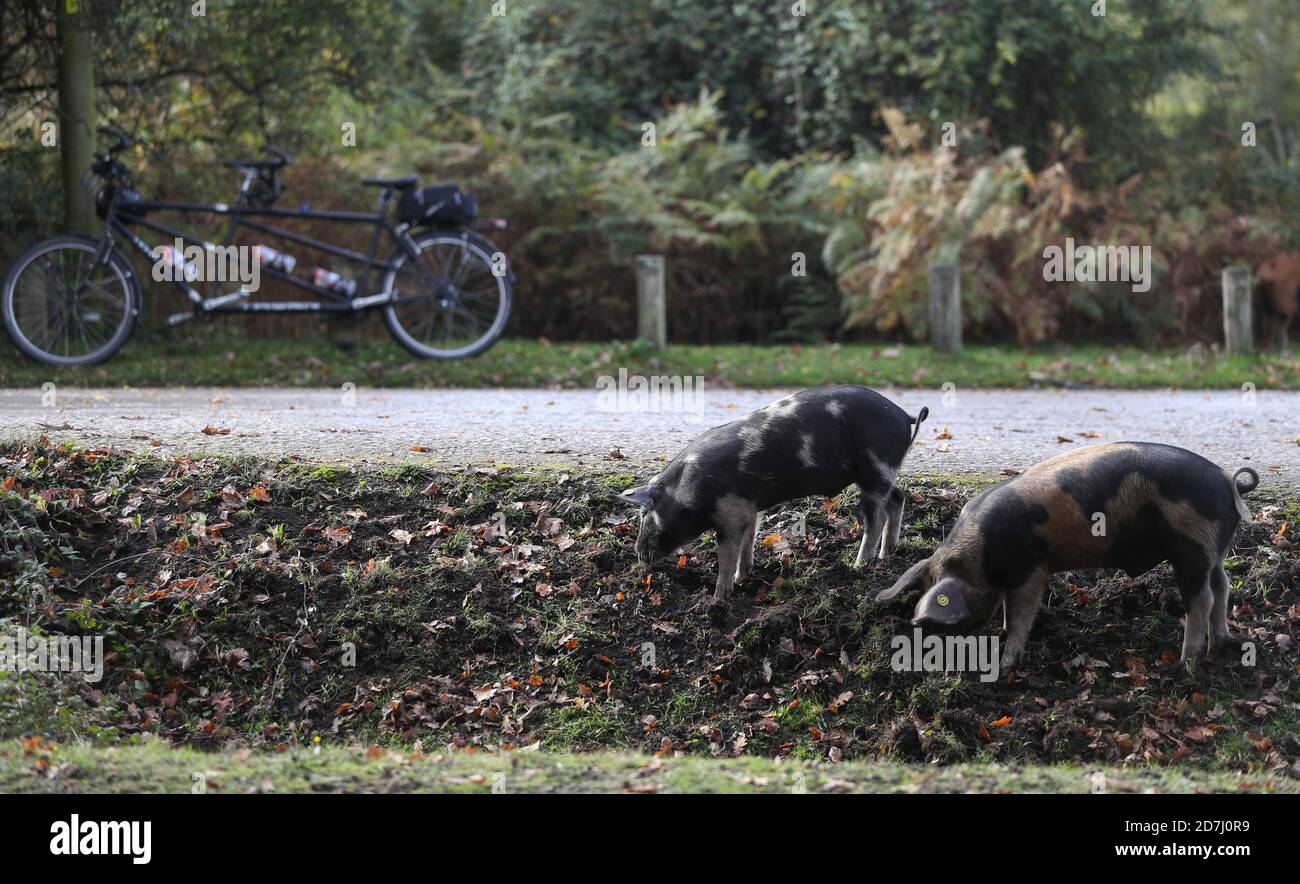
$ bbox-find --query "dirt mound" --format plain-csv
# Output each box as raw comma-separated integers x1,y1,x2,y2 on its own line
1,441,1296,776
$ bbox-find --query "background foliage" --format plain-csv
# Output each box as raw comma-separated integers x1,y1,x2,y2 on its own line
1,0,1296,344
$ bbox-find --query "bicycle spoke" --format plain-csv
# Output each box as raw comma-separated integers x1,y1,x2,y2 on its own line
384,234,509,358
420,244,452,282
7,241,132,363
450,248,475,289
442,306,458,346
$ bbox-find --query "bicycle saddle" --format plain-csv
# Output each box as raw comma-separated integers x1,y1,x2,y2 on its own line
224,145,291,174
362,175,418,190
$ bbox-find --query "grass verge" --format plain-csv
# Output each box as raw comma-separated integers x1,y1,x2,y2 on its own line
1,333,1297,390
4,739,1295,794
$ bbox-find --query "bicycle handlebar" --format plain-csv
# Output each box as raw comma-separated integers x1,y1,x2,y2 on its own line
99,125,132,154
91,127,133,186
263,145,292,166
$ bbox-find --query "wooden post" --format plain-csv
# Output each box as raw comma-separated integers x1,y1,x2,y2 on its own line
1222,265,1253,356
928,263,962,353
635,254,666,349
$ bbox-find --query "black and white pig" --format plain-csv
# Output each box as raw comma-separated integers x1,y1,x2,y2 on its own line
619,385,928,601
875,442,1259,673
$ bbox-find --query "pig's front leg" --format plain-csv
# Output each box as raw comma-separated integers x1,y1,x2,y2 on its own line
736,510,761,582
714,530,742,601
712,496,756,602
1000,577,1046,674
879,487,906,560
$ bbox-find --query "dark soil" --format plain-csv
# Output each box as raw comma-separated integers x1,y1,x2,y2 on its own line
2,440,1297,776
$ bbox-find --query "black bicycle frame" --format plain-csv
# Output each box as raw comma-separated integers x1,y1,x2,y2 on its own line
101,187,432,319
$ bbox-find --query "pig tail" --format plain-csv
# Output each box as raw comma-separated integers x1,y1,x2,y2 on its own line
1232,467,1259,495
909,407,930,448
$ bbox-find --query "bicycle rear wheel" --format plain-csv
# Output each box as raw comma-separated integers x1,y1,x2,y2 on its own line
2,235,139,366
381,230,512,360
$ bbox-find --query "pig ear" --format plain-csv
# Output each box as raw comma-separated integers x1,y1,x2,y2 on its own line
911,577,970,626
875,557,929,602
615,485,659,509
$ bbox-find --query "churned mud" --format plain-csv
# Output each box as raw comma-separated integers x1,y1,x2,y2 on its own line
2,441,1296,779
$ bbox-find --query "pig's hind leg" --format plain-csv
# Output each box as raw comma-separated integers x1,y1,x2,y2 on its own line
1174,558,1213,662
736,510,761,582
1208,563,1239,658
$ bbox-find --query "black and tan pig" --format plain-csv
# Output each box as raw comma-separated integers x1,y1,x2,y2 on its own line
875,442,1259,673
620,385,928,602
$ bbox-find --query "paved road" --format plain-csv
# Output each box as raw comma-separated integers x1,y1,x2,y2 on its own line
2,386,1296,482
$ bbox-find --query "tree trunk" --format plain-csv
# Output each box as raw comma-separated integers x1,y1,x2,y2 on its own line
57,0,96,233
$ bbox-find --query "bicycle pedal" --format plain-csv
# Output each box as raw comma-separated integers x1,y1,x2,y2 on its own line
166,311,195,326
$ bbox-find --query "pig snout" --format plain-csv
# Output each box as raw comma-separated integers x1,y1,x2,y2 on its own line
912,578,971,627
910,578,1003,634
633,519,654,565
633,527,656,567
632,510,675,568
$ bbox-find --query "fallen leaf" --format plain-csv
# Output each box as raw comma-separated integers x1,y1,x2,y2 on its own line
323,525,352,547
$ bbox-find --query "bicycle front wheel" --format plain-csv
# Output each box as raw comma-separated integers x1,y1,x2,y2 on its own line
2,235,139,366
381,230,512,360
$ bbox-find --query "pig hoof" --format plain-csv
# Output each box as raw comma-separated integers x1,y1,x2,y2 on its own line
1209,634,1245,660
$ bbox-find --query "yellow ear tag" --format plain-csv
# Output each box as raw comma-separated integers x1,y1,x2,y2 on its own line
936,594,950,607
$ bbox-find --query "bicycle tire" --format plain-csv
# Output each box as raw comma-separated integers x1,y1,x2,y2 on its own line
2,234,140,366
381,230,513,360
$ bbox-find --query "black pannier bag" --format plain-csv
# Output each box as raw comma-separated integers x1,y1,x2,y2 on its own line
397,183,478,227
96,184,150,220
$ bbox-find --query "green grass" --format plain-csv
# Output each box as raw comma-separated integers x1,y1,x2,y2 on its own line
2,331,1296,389
4,739,1294,794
